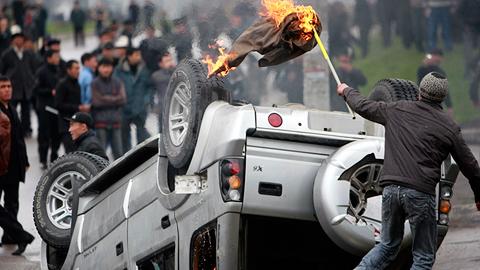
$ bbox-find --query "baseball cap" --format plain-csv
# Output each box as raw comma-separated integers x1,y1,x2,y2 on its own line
66,112,94,128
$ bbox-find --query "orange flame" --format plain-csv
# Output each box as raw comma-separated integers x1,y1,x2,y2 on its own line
202,44,236,78
260,0,318,40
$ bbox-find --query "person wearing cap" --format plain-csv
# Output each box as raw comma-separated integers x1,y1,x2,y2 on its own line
114,35,129,61
337,73,480,269
115,47,152,153
91,58,126,159
0,25,37,137
0,75,30,246
417,48,452,115
68,112,108,160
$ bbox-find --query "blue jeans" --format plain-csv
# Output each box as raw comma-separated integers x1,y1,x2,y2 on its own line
427,7,452,51
121,114,150,154
355,185,437,270
96,127,123,160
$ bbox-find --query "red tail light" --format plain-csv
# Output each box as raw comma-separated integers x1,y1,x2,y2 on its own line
268,113,283,128
220,159,244,202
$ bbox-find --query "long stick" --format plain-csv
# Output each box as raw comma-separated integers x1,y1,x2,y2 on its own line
313,29,356,119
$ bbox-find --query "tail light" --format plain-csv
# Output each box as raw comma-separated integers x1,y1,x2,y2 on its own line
438,180,453,225
220,159,244,202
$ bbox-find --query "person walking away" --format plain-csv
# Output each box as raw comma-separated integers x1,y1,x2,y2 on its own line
0,114,34,255
55,60,86,152
376,0,396,47
171,16,193,61
354,0,372,58
79,52,97,109
416,48,453,115
34,50,62,169
337,72,480,269
115,47,152,153
70,0,86,47
0,17,11,56
91,58,126,159
68,112,108,160
143,1,155,28
94,3,106,37
0,76,29,245
151,51,175,133
426,0,454,51
0,25,37,137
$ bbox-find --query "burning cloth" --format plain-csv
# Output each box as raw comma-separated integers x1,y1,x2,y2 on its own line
207,0,322,77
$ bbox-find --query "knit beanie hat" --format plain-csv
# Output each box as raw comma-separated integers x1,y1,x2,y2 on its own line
419,72,448,103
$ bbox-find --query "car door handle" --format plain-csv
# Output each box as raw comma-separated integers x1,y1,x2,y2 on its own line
259,182,282,196
116,242,123,256
161,215,171,229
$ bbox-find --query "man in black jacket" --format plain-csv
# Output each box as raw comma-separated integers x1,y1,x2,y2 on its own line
68,112,108,160
0,26,37,137
55,60,86,152
35,50,62,169
0,76,29,245
337,72,480,269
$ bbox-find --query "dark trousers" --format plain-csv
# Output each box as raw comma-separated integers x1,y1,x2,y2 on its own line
0,204,33,244
356,185,437,270
359,25,371,58
427,7,453,51
38,108,61,164
0,180,19,218
11,99,32,135
73,26,85,47
412,8,426,52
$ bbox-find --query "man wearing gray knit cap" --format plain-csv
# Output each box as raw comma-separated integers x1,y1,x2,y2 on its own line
337,72,480,269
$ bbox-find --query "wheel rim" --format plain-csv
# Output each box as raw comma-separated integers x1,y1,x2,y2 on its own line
169,81,191,147
46,171,85,230
348,163,383,241
349,163,383,215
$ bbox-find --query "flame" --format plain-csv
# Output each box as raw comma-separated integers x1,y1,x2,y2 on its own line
202,44,236,77
260,0,318,40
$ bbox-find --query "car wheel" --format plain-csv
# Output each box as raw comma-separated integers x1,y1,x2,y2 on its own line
369,78,419,102
33,152,109,249
162,58,230,169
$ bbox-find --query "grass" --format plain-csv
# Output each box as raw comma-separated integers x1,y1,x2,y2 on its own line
352,36,477,124
46,20,95,37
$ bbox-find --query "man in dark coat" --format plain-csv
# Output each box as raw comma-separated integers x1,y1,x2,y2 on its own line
12,0,25,28
55,60,86,153
70,0,86,47
68,112,108,160
0,76,29,244
34,50,62,169
338,72,480,269
0,26,37,137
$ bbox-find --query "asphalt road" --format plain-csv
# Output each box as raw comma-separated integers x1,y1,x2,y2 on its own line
1,35,480,269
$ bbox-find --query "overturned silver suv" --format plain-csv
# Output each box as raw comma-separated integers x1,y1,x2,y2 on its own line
34,59,457,270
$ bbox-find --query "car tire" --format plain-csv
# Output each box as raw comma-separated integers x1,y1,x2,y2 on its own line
368,78,419,102
33,152,109,249
162,58,230,169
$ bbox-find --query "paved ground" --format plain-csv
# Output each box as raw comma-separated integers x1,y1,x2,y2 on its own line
1,35,480,269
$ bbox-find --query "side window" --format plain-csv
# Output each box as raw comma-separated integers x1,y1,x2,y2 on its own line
137,244,175,270
191,222,217,270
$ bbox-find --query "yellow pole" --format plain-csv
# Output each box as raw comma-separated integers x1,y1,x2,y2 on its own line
313,28,356,119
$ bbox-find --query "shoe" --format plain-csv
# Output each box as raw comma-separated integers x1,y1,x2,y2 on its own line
12,235,34,256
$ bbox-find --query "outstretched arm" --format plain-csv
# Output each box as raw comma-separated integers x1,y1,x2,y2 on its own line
337,83,389,125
